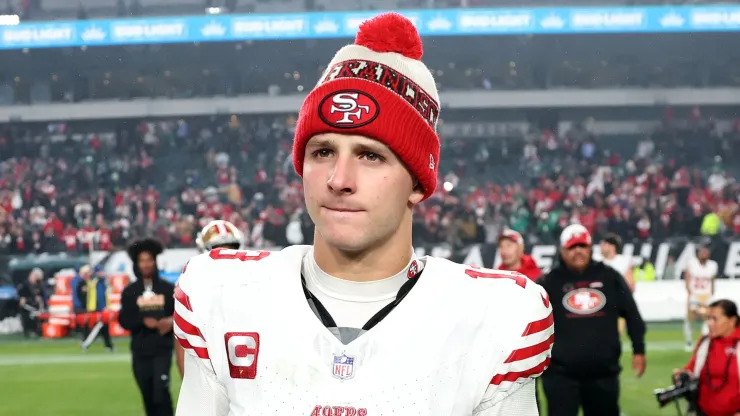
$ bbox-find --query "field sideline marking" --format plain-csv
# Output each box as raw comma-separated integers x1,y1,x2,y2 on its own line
0,353,131,366
0,340,690,366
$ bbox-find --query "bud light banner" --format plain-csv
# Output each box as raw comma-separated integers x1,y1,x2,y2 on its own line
0,5,739,50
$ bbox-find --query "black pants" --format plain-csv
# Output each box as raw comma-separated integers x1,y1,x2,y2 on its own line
20,310,41,337
132,353,174,416
542,371,620,416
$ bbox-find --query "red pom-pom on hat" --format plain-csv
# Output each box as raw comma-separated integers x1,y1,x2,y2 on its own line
354,12,423,60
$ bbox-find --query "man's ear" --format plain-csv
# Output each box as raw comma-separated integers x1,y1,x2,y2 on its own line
409,182,425,205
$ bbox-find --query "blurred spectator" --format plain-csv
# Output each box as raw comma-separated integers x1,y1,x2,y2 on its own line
72,265,114,351
17,267,47,338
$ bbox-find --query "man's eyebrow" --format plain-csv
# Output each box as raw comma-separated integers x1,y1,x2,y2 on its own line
306,138,335,149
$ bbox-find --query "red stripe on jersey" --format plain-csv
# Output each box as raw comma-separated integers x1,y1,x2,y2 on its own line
174,284,193,312
176,336,210,359
521,313,554,337
174,311,203,339
504,334,555,363
490,356,551,385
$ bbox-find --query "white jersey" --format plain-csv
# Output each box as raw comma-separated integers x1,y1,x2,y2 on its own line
686,257,718,296
174,246,553,416
602,254,630,277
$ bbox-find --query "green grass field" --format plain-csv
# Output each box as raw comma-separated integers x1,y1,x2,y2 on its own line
0,322,695,415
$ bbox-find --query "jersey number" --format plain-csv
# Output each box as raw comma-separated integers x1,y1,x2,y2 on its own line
465,265,528,288
209,248,271,262
692,278,710,290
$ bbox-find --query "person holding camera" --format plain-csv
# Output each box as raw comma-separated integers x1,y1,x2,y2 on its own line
674,299,740,416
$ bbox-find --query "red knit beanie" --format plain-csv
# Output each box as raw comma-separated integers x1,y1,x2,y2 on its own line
292,12,440,201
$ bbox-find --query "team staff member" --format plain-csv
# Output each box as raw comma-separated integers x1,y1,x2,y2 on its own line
675,299,740,416
119,238,175,416
497,229,542,281
539,224,647,416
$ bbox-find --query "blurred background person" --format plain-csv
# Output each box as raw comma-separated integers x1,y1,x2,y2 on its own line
72,264,113,351
600,233,634,291
685,244,719,351
118,238,175,416
675,299,740,416
496,228,541,281
17,267,46,338
600,233,634,336
174,219,244,378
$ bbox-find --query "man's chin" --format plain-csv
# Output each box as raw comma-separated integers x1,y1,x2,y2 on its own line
317,229,365,252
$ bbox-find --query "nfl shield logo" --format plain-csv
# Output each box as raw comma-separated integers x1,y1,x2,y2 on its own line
332,352,355,380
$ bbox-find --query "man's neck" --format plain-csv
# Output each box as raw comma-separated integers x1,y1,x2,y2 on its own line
504,260,522,271
604,253,616,260
313,229,413,283
142,277,153,286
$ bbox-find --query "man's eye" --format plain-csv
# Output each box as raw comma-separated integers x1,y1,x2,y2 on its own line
363,152,383,162
314,149,332,158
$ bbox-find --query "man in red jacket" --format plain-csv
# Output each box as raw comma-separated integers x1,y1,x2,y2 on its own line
497,229,542,280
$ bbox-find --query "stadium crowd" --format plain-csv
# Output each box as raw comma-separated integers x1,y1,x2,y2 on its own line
1,106,739,255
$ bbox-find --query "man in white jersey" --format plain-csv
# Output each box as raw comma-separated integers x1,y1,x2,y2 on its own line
599,234,634,335
683,244,718,351
599,234,634,292
173,12,553,416
174,220,244,378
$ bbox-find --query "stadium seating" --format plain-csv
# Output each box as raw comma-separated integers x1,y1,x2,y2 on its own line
1,109,738,254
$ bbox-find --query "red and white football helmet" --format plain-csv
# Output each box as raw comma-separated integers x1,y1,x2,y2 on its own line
196,220,244,252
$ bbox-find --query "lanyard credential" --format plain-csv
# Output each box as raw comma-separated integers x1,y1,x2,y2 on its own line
301,259,424,332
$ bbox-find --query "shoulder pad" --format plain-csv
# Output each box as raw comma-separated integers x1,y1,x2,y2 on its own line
459,263,531,289
435,259,549,308
177,248,274,292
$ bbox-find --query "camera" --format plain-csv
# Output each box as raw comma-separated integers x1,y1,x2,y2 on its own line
654,372,699,408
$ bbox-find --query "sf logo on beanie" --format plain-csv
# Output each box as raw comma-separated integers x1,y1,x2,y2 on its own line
319,90,379,128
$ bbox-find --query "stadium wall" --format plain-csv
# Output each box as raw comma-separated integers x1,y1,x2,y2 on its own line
3,238,739,324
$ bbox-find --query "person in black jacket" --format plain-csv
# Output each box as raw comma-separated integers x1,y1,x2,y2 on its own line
118,238,175,416
538,224,647,416
17,268,46,338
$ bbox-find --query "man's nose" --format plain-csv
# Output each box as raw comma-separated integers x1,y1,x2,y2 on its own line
327,156,357,194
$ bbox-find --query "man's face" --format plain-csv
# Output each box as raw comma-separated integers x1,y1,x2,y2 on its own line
698,248,710,262
137,252,156,278
498,239,522,267
302,133,424,252
600,241,615,258
561,244,591,272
